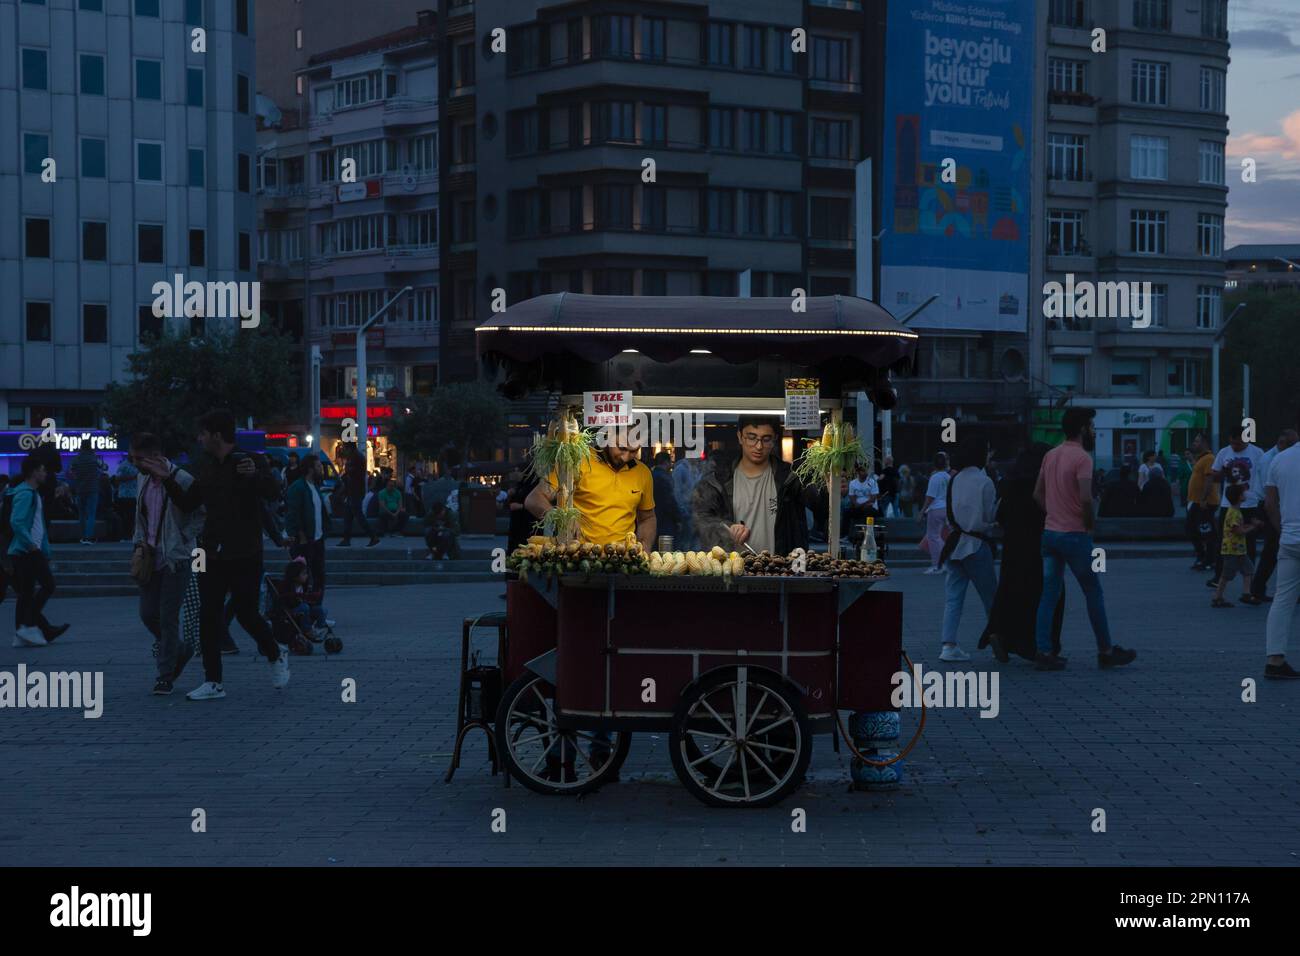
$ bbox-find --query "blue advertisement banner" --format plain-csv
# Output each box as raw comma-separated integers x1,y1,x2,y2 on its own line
881,0,1035,333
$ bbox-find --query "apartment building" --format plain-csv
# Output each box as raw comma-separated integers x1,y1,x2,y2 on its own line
1031,0,1230,466
1,0,256,437
1225,243,1300,293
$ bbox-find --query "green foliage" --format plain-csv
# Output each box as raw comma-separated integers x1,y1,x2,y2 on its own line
101,326,299,456
388,381,508,475
1221,288,1300,442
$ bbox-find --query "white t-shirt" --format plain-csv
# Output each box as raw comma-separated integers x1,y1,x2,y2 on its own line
925,470,950,511
1266,445,1300,547
947,467,996,562
1137,462,1151,489
848,475,878,506
1212,443,1266,509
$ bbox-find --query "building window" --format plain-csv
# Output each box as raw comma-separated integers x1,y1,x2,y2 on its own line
507,24,546,72
1048,0,1088,27
742,190,765,236
80,0,104,9
235,0,249,35
454,199,476,243
595,14,634,59
1168,357,1206,397
138,224,164,263
508,189,549,237
238,153,251,193
775,193,796,237
743,25,766,70
1132,0,1169,30
641,17,665,62
776,113,796,155
1201,0,1228,39
79,54,105,95
135,0,159,16
455,122,475,164
80,137,106,178
1147,283,1168,327
21,48,48,90
704,271,736,296
335,71,383,108
1050,356,1083,391
809,196,851,241
295,29,303,50
237,232,252,272
775,28,797,73
24,133,50,175
185,0,202,26
1197,213,1223,257
1048,132,1088,180
1047,57,1088,94
410,288,438,325
82,221,107,261
593,102,635,144
1199,140,1225,185
1046,209,1086,255
1199,66,1226,112
1196,285,1221,329
1130,60,1168,105
811,118,852,160
139,305,163,341
592,269,634,295
1129,134,1168,180
25,218,51,258
189,229,205,267
188,148,205,187
26,303,53,342
644,104,667,146
708,23,735,66
456,41,475,88
641,186,666,231
642,270,667,296
135,59,162,100
1129,209,1167,254
187,68,204,107
1110,358,1150,395
742,110,766,152
810,36,850,84
506,109,539,155
83,304,108,344
237,74,250,114
594,185,633,230
136,141,163,182
705,188,735,233
709,107,735,149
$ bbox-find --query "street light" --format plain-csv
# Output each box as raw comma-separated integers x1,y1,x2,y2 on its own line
1211,301,1246,444
357,286,412,467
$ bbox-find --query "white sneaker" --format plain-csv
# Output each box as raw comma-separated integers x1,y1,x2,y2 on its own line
325,619,336,627
939,644,971,662
187,681,226,700
14,626,47,647
271,651,290,689
923,566,943,575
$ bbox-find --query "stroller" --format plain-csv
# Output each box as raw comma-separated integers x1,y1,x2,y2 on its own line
264,574,342,657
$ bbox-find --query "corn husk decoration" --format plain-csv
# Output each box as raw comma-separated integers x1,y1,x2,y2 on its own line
793,421,871,487
529,408,594,546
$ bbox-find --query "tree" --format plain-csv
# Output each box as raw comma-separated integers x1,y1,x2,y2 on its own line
1221,287,1300,444
389,381,508,477
102,326,299,455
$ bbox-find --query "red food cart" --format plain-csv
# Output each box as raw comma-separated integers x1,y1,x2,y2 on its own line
476,294,920,808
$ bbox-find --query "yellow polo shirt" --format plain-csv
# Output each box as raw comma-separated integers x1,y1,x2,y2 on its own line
1188,452,1220,508
549,453,655,545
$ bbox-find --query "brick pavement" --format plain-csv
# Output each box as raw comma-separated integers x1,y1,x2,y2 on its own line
2,557,1299,867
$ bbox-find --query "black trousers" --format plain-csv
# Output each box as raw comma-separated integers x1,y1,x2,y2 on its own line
338,495,373,541
1214,506,1260,580
290,537,326,597
1186,503,1216,565
12,550,55,633
114,499,136,542
199,556,280,683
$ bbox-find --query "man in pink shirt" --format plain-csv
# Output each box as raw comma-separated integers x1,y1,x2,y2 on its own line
1032,407,1138,671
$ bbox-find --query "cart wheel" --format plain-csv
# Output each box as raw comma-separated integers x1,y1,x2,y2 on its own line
494,672,630,796
670,667,811,808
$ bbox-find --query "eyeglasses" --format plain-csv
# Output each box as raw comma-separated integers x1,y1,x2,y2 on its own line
741,433,775,447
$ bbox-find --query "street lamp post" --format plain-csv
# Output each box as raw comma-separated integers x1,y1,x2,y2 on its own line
1212,302,1246,445
356,287,412,466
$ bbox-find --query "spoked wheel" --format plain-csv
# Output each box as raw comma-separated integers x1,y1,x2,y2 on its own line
494,672,630,795
670,667,811,808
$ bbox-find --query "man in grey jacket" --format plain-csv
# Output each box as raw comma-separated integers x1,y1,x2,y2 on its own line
132,433,205,695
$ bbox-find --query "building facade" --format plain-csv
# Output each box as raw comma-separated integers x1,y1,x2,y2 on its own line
1,0,256,440
1225,243,1300,293
1030,0,1230,467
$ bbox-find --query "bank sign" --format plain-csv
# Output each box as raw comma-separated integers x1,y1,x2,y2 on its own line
881,0,1034,333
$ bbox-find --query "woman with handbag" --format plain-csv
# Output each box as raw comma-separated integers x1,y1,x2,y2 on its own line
937,435,999,662
132,433,205,695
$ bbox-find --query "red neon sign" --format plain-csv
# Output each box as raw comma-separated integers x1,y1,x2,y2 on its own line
319,405,393,420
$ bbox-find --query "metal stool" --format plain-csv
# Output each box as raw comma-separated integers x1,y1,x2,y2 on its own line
445,611,509,785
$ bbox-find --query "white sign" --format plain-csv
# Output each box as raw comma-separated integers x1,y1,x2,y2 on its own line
784,379,821,431
583,391,632,428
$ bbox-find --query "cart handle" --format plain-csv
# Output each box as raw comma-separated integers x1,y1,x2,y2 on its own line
834,650,926,768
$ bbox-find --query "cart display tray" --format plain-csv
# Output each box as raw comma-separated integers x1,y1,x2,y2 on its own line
553,572,886,593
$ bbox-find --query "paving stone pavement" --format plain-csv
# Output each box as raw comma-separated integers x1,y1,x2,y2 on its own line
2,557,1299,867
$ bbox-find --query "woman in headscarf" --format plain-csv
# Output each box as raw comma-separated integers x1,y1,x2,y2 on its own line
979,442,1063,661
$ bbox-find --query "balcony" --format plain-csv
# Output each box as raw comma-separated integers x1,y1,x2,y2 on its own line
257,184,309,210
309,243,440,278
1046,240,1096,275
1046,169,1095,199
382,96,437,128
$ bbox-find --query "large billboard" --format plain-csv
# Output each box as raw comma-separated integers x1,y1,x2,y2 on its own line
880,0,1035,333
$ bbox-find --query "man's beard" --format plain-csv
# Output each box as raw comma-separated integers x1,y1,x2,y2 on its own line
1082,431,1096,452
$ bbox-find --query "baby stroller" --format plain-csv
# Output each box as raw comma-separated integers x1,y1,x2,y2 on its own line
264,574,342,657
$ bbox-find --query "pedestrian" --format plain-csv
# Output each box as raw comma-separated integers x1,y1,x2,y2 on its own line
937,434,998,662
1186,433,1220,571
980,442,1063,662
506,462,539,554
375,477,409,535
672,456,703,548
1263,410,1300,678
1031,407,1137,671
5,453,70,647
134,409,290,700
284,452,301,488
70,444,101,544
285,454,329,599
424,503,460,559
131,433,203,695
1210,484,1264,608
920,452,950,574
1135,462,1174,517
1250,428,1298,603
113,454,139,544
282,556,330,636
877,455,900,517
1137,449,1157,490
336,444,380,548
897,464,915,518
651,452,680,541
1208,425,1266,591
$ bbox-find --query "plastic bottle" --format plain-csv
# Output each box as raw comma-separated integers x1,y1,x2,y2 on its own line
860,517,877,563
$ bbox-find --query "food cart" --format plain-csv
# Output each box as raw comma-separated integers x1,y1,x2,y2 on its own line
475,293,920,808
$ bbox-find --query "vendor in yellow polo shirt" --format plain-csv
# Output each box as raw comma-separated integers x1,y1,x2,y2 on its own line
524,443,657,549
